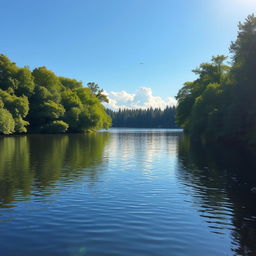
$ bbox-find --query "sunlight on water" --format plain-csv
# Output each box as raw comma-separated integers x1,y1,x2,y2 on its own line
0,130,256,256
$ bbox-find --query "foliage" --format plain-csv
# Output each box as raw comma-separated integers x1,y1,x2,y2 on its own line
176,14,256,145
32,67,62,92
0,55,111,134
40,120,69,133
0,54,19,91
0,89,30,133
87,82,109,103
15,67,35,96
107,106,177,128
59,77,82,89
0,108,15,134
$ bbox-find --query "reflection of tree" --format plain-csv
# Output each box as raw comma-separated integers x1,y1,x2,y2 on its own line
0,136,31,206
177,136,256,256
0,133,109,207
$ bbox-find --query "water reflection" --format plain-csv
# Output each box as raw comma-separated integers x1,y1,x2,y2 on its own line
0,133,109,208
0,136,31,206
177,136,256,256
105,130,178,179
1,130,256,256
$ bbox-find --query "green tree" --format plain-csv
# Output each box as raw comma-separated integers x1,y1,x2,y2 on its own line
59,77,82,89
0,54,111,134
87,82,109,103
0,89,29,133
189,83,224,137
176,56,229,135
176,14,256,146
41,120,69,133
0,108,15,134
0,54,18,91
32,67,62,93
107,107,177,128
15,67,35,96
229,14,256,144
39,101,65,120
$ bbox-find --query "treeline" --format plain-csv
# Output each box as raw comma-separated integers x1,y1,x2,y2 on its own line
0,55,111,134
107,107,177,128
176,14,256,145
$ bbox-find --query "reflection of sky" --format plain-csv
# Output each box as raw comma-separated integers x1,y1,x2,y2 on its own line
104,129,180,178
102,129,237,253
0,130,242,256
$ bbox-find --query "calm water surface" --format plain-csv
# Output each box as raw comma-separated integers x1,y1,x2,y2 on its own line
0,129,256,256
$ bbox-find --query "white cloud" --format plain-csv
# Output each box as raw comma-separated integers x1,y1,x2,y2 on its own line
104,87,176,110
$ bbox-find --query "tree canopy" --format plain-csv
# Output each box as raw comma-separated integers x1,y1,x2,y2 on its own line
0,54,111,134
176,14,256,145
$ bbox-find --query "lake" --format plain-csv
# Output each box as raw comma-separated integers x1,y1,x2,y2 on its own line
0,129,256,256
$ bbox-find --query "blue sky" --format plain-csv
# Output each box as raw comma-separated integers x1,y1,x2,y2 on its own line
1,0,255,108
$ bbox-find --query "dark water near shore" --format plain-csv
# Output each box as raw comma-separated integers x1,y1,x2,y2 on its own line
0,129,256,256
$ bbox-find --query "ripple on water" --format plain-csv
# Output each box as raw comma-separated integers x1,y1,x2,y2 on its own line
0,131,255,256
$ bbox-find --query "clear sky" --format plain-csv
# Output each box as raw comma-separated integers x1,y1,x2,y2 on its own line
1,0,255,108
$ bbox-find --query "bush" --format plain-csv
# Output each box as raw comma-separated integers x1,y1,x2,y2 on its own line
40,120,69,133
0,108,15,134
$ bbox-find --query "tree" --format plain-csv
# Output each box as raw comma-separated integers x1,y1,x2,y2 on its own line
87,82,109,103
230,14,256,84
0,89,30,133
40,120,69,133
0,54,112,134
59,77,82,89
32,67,62,92
15,67,35,96
229,14,256,144
107,107,177,128
176,56,229,134
0,108,15,134
175,15,256,145
0,54,18,91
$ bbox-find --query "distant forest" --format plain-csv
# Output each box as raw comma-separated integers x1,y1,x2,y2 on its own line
107,107,177,128
0,55,111,134
176,14,256,146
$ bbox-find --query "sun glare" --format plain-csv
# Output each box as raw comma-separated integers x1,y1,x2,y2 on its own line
232,0,256,7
